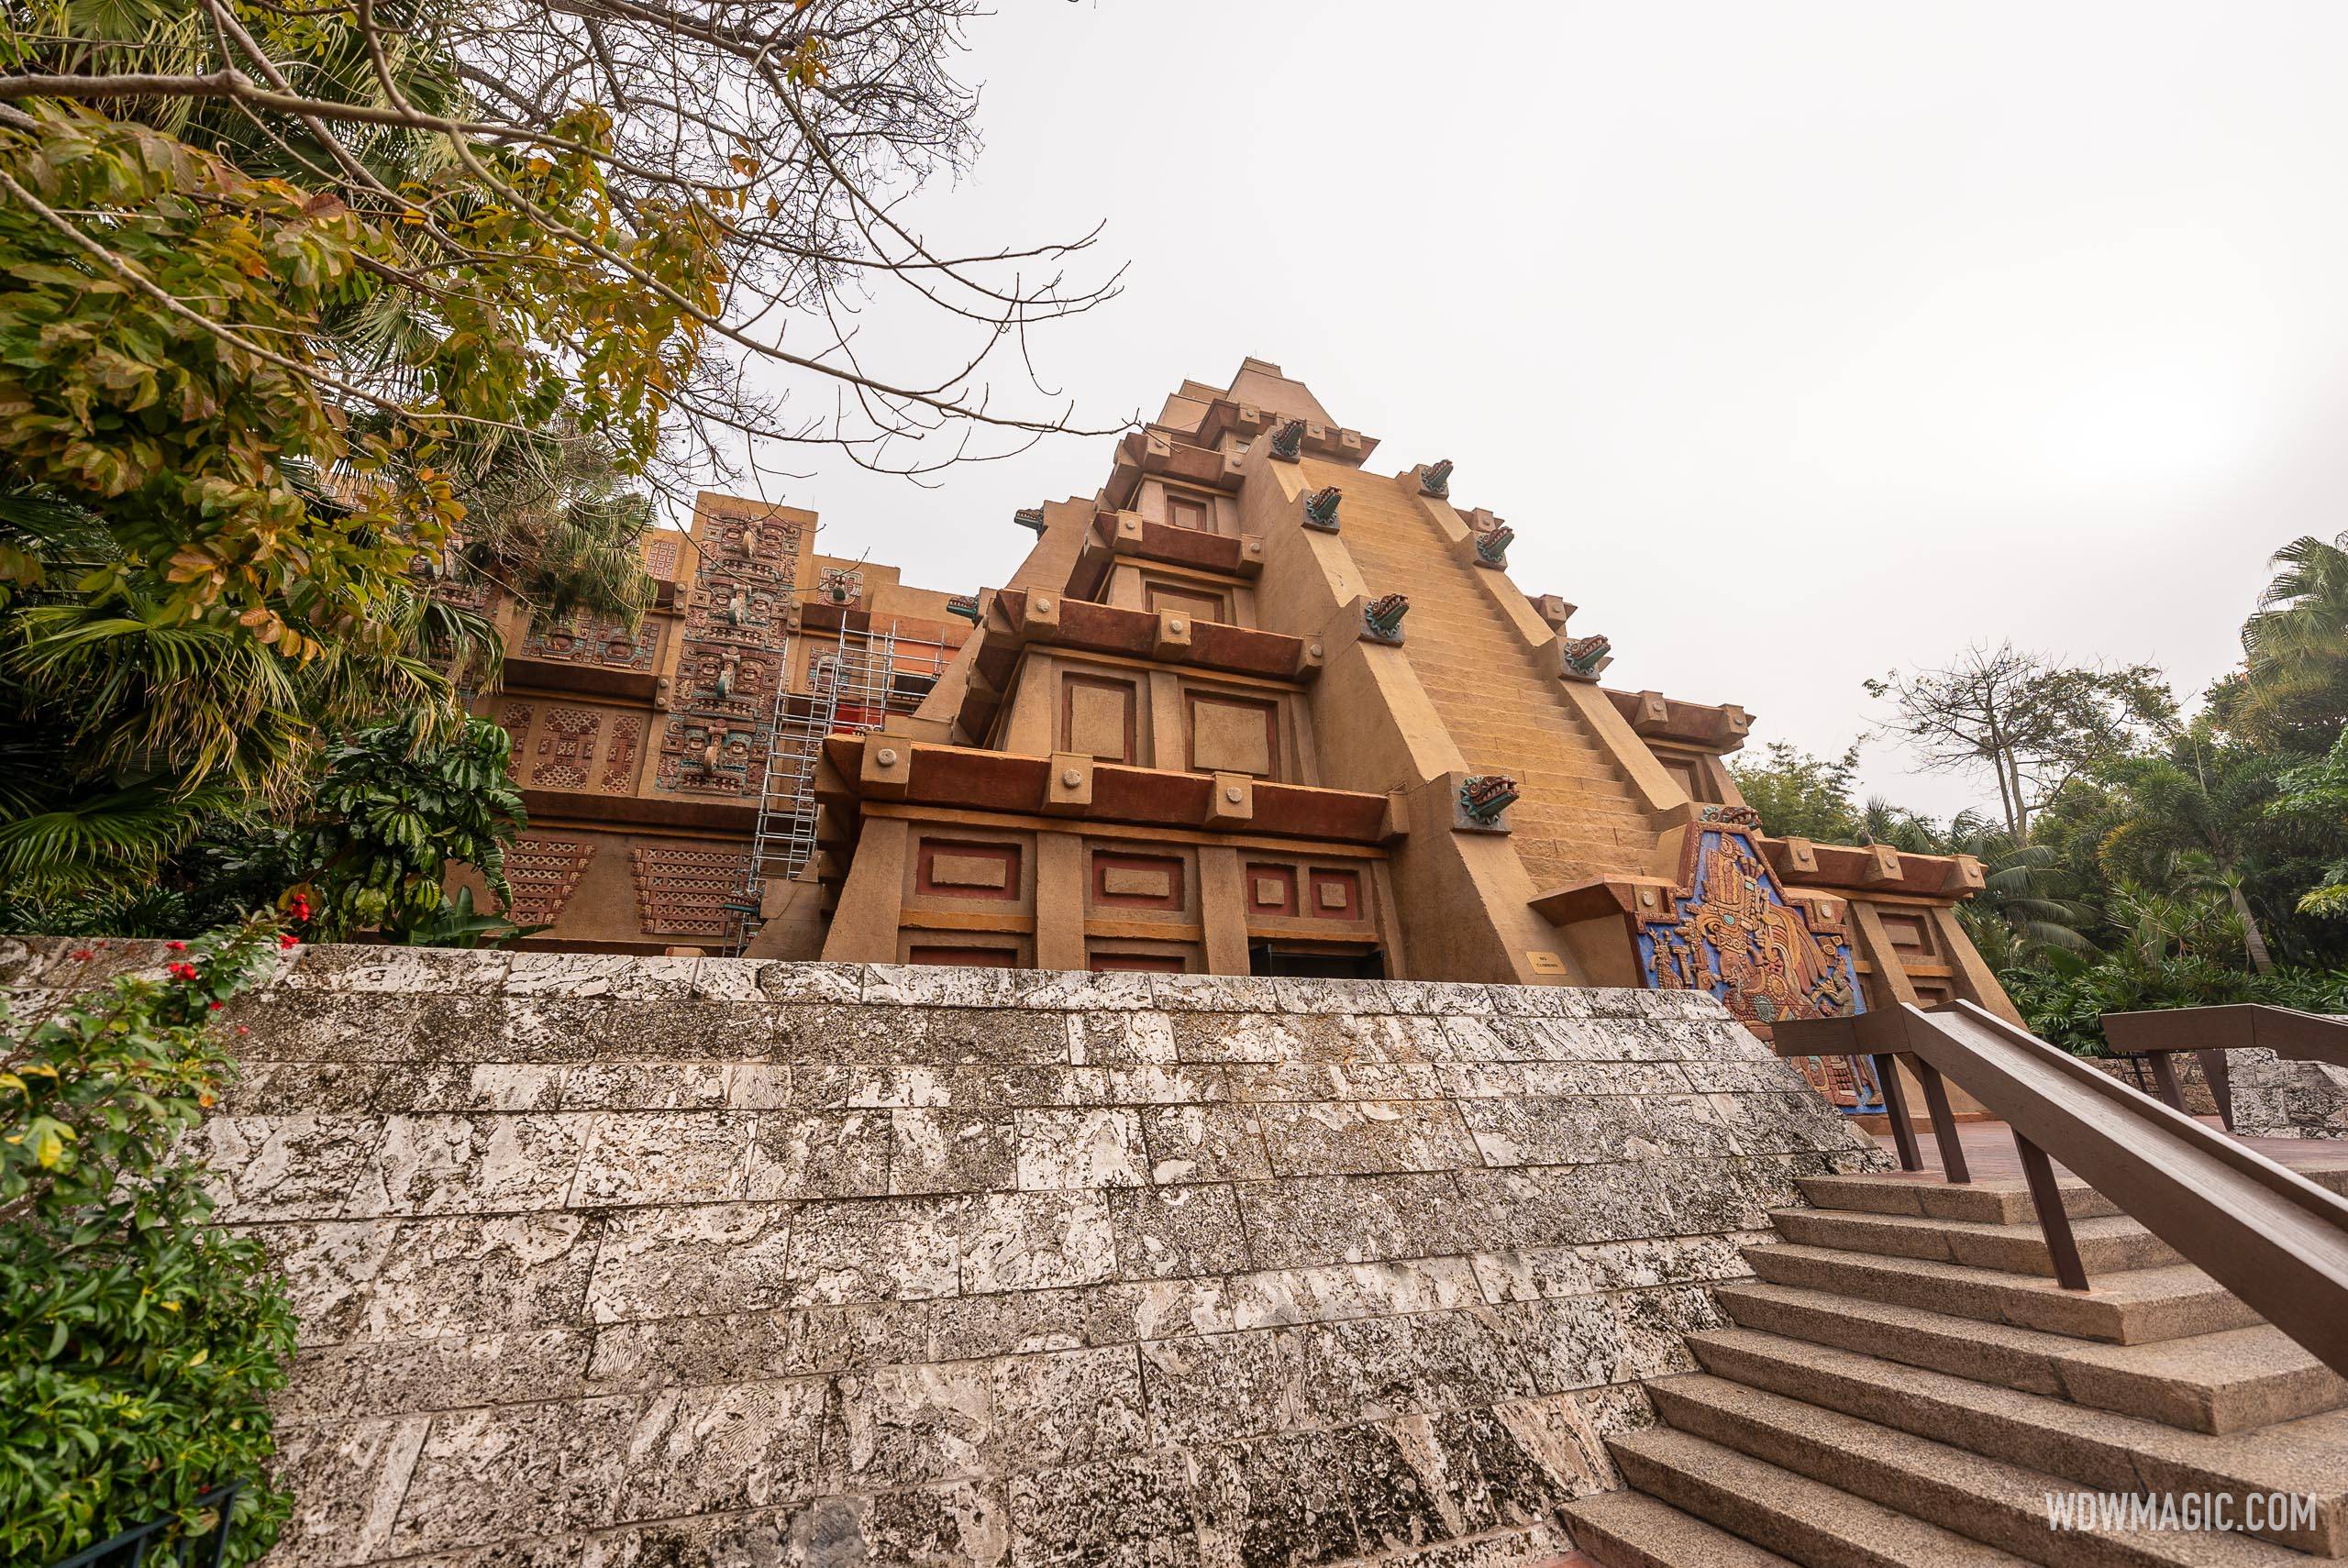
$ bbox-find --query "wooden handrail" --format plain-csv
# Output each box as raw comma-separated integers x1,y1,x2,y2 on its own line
2101,1002,2348,1066
2099,1003,2348,1128
1781,1001,2348,1380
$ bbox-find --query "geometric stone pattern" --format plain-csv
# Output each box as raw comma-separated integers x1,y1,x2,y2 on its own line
629,845,754,939
503,837,597,928
6,941,1889,1567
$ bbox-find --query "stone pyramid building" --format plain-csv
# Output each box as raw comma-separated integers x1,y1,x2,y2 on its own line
463,359,2016,1082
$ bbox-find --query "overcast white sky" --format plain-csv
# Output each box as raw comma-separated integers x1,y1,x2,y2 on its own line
731,1,2348,822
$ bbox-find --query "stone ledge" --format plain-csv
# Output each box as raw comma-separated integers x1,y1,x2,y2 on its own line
6,938,1891,1567
9,939,1750,1022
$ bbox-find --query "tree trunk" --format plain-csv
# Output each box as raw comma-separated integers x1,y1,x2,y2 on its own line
2225,879,2276,976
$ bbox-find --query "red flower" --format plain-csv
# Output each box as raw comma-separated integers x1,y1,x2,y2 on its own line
208,1000,224,1010
166,961,198,982
235,1025,250,1036
278,933,302,950
165,940,187,953
69,949,94,962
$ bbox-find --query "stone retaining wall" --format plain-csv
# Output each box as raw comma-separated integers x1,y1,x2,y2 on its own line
2,940,1888,1568
2229,1047,2348,1141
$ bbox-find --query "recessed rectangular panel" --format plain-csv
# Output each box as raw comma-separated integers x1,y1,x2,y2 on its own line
1166,493,1210,531
1089,951,1185,973
1061,675,1137,764
1246,863,1299,917
1881,911,1935,955
914,838,1022,900
1187,692,1278,778
1308,867,1363,922
1146,583,1228,624
1092,852,1185,910
908,944,1019,967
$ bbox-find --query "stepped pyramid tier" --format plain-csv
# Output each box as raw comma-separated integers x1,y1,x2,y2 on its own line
446,359,2012,1085
795,359,2012,1075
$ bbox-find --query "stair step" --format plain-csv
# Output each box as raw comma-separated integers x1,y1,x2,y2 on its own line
1610,1425,2029,1567
1647,1374,2309,1568
1768,1209,2181,1278
1562,1488,1800,1568
1714,1281,2348,1434
1742,1244,2259,1345
1687,1328,2348,1555
1798,1174,2123,1227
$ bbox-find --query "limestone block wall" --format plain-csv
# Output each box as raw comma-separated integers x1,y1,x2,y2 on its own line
2228,1045,2348,1140
2,941,1889,1568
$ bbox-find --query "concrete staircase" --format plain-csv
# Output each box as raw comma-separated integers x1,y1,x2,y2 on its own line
1563,1167,2348,1567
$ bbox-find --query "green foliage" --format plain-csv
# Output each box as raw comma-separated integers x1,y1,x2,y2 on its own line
298,715,526,940
1730,741,1866,843
2000,948,2348,1057
2223,530,2348,747
2271,734,2348,919
0,916,297,1565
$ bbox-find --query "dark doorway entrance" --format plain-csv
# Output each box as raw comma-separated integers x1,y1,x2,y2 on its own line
1247,944,1386,979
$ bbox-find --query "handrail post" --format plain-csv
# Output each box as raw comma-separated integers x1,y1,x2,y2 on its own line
1910,1056,1971,1184
2012,1131,2091,1290
2144,1050,2187,1115
2197,1048,2234,1132
1874,1053,1922,1172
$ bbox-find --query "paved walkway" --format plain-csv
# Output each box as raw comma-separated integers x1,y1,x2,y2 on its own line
1871,1115,2345,1181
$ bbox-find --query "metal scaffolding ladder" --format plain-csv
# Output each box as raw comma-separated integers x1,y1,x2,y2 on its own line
725,619,903,955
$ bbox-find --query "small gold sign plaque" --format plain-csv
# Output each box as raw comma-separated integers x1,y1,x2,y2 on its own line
1524,950,1569,976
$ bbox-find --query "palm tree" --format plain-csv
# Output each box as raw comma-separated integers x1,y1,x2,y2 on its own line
2230,531,2348,744
2091,735,2287,974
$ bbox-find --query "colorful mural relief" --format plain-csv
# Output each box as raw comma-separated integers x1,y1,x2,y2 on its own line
1637,823,1862,1027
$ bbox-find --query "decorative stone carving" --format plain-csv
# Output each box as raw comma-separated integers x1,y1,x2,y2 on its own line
1639,821,1860,1028
1473,523,1514,569
504,837,596,927
520,615,657,672
656,718,765,796
641,533,681,580
1301,486,1342,533
1268,418,1305,461
1013,505,1047,532
1419,458,1454,499
818,565,864,607
600,716,641,793
500,704,535,775
947,593,980,623
531,707,601,790
1700,803,1762,828
1456,774,1518,832
629,845,753,938
1362,593,1409,646
1561,634,1612,680
659,512,798,801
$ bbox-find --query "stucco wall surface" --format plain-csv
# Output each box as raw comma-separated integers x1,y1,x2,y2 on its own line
2,940,1889,1568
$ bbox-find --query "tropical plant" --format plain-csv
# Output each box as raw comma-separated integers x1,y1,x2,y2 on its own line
294,715,526,940
2090,731,2293,973
2272,734,2348,919
2224,531,2348,746
0,916,298,1566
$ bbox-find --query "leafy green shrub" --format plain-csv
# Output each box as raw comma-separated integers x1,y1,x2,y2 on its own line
2001,947,2348,1056
297,715,527,943
1,918,298,1565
